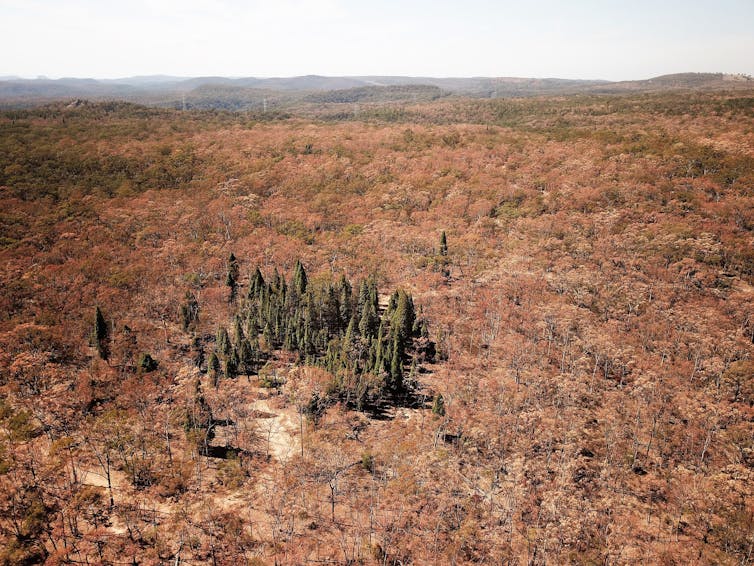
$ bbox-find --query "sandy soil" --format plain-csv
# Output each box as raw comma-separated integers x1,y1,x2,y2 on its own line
252,393,300,461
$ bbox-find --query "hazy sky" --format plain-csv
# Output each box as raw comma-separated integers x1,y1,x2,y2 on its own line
1,0,752,80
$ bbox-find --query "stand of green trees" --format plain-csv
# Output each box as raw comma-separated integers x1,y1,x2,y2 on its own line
205,258,435,411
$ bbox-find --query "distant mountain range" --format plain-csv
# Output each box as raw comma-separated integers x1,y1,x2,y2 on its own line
0,72,750,109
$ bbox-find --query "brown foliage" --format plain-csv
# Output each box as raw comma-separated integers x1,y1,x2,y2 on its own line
1,90,754,563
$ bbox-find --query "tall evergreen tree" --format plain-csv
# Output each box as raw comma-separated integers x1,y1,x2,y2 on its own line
216,327,231,358
226,252,240,302
439,231,450,278
232,315,245,345
208,352,220,387
439,230,448,256
338,274,353,326
249,267,265,298
389,335,404,394
91,306,110,361
180,291,199,332
224,348,239,379
359,301,379,341
271,267,282,293
392,290,415,341
293,259,308,295
356,280,370,319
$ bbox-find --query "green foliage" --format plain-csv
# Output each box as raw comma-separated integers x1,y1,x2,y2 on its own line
226,252,239,286
258,362,283,389
391,290,416,342
389,337,404,393
0,114,201,201
90,306,110,361
226,252,240,302
0,487,52,564
180,291,199,331
0,400,37,442
302,390,327,423
361,451,375,473
305,84,446,104
137,353,158,373
228,260,432,409
293,259,308,294
207,352,220,387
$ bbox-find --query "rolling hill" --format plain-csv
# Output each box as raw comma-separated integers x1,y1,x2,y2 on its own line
0,72,750,110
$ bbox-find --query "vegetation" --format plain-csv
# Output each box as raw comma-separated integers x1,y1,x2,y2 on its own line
210,260,433,409
1,87,754,564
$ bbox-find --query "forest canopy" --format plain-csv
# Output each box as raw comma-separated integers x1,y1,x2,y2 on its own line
1,89,754,564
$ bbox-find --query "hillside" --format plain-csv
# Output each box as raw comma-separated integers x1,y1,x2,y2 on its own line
0,72,751,111
1,89,754,564
588,72,754,94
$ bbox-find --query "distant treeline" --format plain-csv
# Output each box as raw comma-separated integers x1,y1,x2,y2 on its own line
303,84,448,104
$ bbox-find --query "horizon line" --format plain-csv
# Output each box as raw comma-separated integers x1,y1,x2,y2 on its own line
2,71,751,84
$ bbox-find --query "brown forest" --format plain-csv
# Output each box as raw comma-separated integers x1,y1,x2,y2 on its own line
1,91,754,564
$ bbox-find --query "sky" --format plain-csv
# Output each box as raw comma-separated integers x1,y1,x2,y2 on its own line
1,0,753,81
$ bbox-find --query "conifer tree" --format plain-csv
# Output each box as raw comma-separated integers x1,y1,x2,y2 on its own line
191,334,204,368
262,323,273,350
389,335,404,394
357,280,370,319
233,315,245,345
439,231,448,256
224,263,433,410
226,252,240,302
137,353,158,373
238,339,253,374
324,284,341,334
180,291,199,332
293,259,307,294
338,274,352,326
224,348,239,379
439,231,450,278
216,327,231,358
249,267,265,298
359,301,379,340
387,290,398,316
91,306,110,361
407,357,417,386
271,267,281,293
343,316,357,348
374,325,385,375
392,290,415,341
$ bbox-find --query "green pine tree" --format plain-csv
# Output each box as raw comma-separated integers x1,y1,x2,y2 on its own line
359,301,378,340
226,252,240,302
249,266,265,298
392,290,415,341
439,231,450,278
216,327,231,358
180,291,199,332
293,259,307,294
338,274,353,327
389,335,404,394
91,306,110,361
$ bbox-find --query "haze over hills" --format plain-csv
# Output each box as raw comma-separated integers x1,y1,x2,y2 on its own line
0,72,751,110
